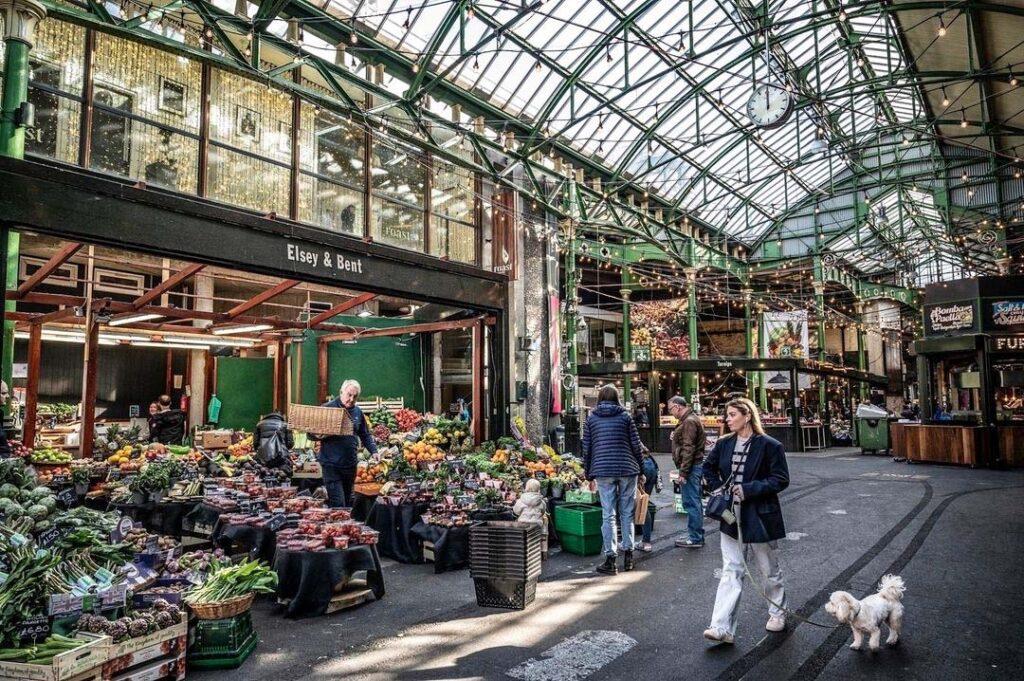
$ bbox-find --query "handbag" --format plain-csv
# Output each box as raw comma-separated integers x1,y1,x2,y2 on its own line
704,438,750,524
633,487,650,524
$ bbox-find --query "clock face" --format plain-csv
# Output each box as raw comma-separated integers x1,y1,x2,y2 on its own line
746,84,794,129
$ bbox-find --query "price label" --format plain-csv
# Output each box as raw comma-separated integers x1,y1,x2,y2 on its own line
387,469,402,481
456,495,474,506
450,459,466,473
107,468,122,481
57,487,79,509
463,479,480,491
535,471,547,480
38,525,68,549
184,570,204,586
17,615,50,643
267,513,287,532
404,476,417,485
110,515,133,543
50,474,71,487
100,583,127,609
238,500,253,514
407,482,422,493
181,468,199,481
263,476,280,487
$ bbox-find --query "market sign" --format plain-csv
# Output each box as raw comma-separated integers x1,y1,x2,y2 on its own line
986,300,1024,333
924,301,976,336
286,244,365,275
990,335,1024,353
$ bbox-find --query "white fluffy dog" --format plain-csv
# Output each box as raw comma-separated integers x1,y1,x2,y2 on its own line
825,575,905,651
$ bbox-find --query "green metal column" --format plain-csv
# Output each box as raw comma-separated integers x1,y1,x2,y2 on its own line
683,268,698,401
855,301,867,400
620,275,631,398
0,0,48,394
813,279,827,419
561,178,579,414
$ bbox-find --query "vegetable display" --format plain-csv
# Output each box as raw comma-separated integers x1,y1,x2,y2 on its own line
184,559,277,604
0,634,89,664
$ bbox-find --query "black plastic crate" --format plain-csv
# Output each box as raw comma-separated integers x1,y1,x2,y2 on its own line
473,577,537,610
470,565,542,580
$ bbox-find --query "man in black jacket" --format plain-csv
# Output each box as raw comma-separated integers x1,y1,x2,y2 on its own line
149,394,186,445
255,411,294,474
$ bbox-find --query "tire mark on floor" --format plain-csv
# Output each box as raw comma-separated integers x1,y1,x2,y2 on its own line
788,484,1024,681
712,480,935,681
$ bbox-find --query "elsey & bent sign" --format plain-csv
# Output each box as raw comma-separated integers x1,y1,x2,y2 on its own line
287,244,365,273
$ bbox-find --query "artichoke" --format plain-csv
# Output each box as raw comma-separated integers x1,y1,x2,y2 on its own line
129,619,149,638
151,598,170,611
155,611,174,629
108,621,129,642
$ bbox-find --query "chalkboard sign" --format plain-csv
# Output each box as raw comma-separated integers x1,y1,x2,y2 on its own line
49,474,71,487
463,479,480,491
110,515,133,543
107,468,122,481
181,468,199,481
407,482,422,493
450,459,466,473
263,476,280,487
456,495,474,506
404,476,417,485
38,525,68,549
535,472,547,480
57,487,78,509
238,500,253,514
267,513,287,532
18,615,50,643
387,469,402,481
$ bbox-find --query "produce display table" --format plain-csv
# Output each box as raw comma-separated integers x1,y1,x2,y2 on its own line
365,500,431,563
409,509,514,574
274,545,385,618
212,520,277,563
183,502,226,536
112,499,204,537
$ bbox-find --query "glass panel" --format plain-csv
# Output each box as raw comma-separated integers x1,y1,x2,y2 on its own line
432,215,476,264
88,105,199,193
9,18,86,95
209,68,293,165
372,197,424,252
371,138,426,207
26,86,80,163
298,173,363,236
298,102,364,188
92,32,202,135
207,145,290,214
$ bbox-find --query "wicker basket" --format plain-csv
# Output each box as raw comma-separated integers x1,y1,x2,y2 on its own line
288,404,354,436
188,593,254,620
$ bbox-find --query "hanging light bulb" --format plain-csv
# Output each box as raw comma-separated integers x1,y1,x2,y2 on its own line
941,87,949,107
403,8,411,30
838,5,847,21
937,18,947,37
1011,70,1019,87
473,55,480,71
960,110,968,127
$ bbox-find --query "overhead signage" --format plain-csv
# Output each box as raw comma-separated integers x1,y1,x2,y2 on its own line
987,300,1024,333
991,336,1024,353
924,302,976,336
286,244,365,274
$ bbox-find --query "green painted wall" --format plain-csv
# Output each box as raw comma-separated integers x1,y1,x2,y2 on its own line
290,315,425,411
215,357,274,430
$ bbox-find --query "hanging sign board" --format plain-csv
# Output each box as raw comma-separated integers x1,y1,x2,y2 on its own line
985,300,1024,334
924,301,976,336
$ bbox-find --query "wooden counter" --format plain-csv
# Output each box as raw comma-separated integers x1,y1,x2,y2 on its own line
891,423,992,467
997,426,1024,467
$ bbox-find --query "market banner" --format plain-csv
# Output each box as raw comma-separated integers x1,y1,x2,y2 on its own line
761,311,810,390
490,190,518,279
985,299,1024,334
924,301,977,336
549,294,562,415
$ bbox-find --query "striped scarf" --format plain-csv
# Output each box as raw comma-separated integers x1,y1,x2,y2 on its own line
731,436,752,486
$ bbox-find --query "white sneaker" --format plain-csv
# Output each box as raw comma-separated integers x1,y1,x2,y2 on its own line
766,616,785,632
638,542,653,552
703,627,734,644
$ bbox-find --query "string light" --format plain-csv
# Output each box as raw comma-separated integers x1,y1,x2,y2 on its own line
937,18,947,37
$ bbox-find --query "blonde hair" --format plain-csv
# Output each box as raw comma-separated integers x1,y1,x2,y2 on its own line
524,478,541,493
724,397,765,436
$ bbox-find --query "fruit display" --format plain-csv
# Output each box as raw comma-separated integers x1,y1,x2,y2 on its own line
95,423,142,453
421,426,447,446
8,440,31,458
35,466,72,486
524,460,557,478
355,461,388,483
394,408,422,432
368,407,399,431
403,440,444,465
226,434,254,461
30,447,72,465
37,402,78,423
371,423,392,444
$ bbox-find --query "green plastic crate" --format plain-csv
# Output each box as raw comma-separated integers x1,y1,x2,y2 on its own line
554,503,603,536
559,532,603,556
189,611,258,670
565,489,600,504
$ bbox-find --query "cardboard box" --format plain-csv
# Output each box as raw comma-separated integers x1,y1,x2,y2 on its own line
0,633,109,681
197,430,233,450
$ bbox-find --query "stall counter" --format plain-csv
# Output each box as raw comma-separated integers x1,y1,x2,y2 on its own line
890,423,993,467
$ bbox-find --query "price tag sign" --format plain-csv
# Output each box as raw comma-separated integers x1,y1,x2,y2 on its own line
110,515,133,543
407,482,422,493
456,495,474,506
38,525,68,549
57,487,79,509
17,615,50,644
238,500,253,514
463,479,480,491
181,468,199,481
267,513,287,532
100,583,128,609
107,468,122,481
263,476,280,488
50,474,71,487
535,471,547,480
451,459,466,473
404,476,417,485
387,469,402,481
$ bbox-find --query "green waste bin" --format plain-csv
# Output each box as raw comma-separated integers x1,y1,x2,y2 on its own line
855,405,890,454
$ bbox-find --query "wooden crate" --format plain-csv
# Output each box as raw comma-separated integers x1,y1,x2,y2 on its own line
0,634,109,681
288,404,353,436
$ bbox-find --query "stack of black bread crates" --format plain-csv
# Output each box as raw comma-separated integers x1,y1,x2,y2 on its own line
469,520,542,610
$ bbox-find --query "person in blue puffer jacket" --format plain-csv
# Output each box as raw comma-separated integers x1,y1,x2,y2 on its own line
582,384,644,575
316,379,377,508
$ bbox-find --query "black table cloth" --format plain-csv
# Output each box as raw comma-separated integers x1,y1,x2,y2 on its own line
351,492,376,522
182,502,224,536
274,545,385,618
365,500,430,563
409,508,514,574
212,521,277,563
148,500,200,537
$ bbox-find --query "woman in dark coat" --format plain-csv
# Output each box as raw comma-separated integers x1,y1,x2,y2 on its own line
702,397,790,644
582,384,644,575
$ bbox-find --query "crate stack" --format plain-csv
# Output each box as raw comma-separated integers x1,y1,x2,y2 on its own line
469,521,542,610
553,503,604,556
188,611,258,670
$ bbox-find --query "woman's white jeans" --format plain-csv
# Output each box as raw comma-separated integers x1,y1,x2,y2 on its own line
709,533,786,635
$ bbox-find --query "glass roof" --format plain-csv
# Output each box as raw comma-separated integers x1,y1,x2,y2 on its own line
323,0,926,243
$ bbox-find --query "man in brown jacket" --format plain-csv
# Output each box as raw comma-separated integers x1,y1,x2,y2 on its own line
668,395,707,548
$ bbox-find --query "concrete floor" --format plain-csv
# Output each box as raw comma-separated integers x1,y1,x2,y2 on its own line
197,449,1024,681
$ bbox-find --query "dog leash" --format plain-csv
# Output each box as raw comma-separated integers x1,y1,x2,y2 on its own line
732,497,838,629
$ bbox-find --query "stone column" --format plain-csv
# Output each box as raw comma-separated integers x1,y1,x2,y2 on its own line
521,216,551,445
189,272,214,428
683,268,698,399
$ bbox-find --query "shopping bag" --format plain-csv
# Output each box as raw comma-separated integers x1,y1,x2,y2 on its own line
634,488,650,524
